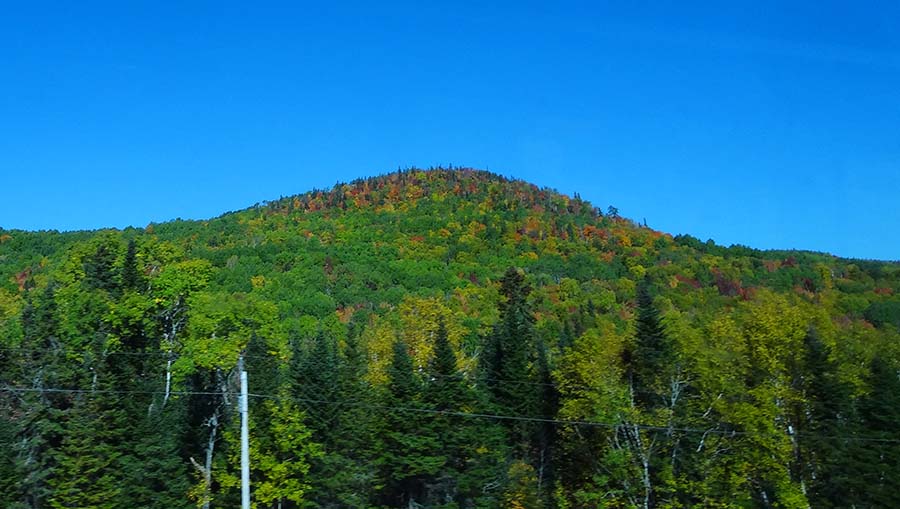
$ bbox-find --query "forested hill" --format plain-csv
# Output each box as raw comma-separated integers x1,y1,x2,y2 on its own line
1,167,899,508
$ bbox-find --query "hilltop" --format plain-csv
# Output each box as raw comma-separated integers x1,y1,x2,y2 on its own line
0,167,898,508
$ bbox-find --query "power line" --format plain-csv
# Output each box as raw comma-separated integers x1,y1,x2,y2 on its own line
5,367,898,449
2,384,898,444
0,387,227,397
0,346,273,361
258,390,900,444
0,346,596,392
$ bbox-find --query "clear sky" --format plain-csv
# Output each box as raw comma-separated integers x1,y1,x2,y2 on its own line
1,1,898,260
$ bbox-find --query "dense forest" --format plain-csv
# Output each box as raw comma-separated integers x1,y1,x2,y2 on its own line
1,168,898,508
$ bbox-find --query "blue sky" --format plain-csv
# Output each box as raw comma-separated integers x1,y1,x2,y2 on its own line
1,1,898,260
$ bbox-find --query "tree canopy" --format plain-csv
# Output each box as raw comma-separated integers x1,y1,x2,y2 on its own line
1,167,898,508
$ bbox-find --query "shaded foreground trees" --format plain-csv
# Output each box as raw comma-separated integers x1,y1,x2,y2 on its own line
2,262,900,508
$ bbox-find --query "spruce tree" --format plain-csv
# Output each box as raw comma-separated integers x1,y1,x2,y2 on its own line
621,276,677,508
47,376,129,509
309,327,378,508
795,328,854,508
0,412,18,508
855,356,900,508
426,319,467,412
534,337,559,503
430,319,509,507
377,337,443,507
83,241,120,294
627,277,672,411
121,239,143,292
125,398,192,508
290,331,339,437
483,267,539,458
17,284,70,508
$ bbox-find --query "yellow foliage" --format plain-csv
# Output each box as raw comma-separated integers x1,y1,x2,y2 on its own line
0,289,22,322
363,317,401,386
815,262,834,290
503,461,541,509
250,275,267,289
364,295,473,385
629,264,647,279
397,296,468,367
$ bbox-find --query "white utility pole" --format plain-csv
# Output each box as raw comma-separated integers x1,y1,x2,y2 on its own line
239,356,250,509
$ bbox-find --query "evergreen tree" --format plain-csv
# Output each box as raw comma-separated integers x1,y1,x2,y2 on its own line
290,331,339,437
16,284,71,508
182,368,231,509
620,276,679,508
377,337,444,507
83,241,120,294
22,284,59,349
121,239,143,292
0,411,19,509
426,319,467,412
47,375,129,509
423,318,507,507
0,314,22,507
483,267,539,459
794,328,854,508
125,398,192,509
626,277,672,411
534,337,559,504
308,326,379,508
855,356,900,508
246,331,280,397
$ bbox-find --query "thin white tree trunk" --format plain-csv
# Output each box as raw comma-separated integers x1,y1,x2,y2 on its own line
190,412,219,509
163,358,173,406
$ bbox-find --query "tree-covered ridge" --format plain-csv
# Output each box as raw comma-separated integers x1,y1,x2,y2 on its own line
0,167,898,508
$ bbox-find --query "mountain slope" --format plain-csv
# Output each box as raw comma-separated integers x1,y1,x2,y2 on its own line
0,167,898,508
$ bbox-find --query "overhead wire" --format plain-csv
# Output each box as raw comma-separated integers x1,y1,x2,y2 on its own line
4,346,899,444
3,384,898,444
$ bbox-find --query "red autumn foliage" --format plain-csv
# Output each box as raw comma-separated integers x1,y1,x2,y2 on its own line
712,269,742,297
675,274,701,289
15,268,31,291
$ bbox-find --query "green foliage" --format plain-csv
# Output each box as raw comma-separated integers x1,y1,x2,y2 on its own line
854,356,900,507
47,389,128,509
121,239,144,291
483,267,540,459
377,337,446,506
627,276,673,411
124,402,192,509
1,168,899,508
864,299,900,328
423,318,508,507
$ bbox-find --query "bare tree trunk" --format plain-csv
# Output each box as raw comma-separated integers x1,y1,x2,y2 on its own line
163,357,173,406
190,412,220,509
666,371,688,471
160,297,186,407
623,379,653,509
160,299,185,408
203,413,218,509
620,422,653,509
